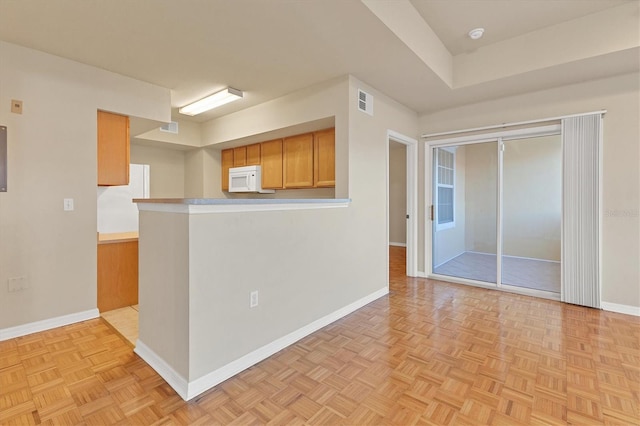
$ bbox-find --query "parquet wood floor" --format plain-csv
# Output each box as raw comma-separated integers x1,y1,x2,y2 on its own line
1,246,638,425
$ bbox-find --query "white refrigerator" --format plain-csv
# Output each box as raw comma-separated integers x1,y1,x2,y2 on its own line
97,164,150,234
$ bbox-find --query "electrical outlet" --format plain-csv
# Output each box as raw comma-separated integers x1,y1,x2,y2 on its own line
63,198,74,211
250,290,259,308
7,277,27,292
11,99,23,114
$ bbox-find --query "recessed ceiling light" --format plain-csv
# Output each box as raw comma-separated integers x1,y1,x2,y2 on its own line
179,87,243,116
468,28,485,40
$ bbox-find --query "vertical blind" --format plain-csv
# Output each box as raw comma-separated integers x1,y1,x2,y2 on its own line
562,113,602,308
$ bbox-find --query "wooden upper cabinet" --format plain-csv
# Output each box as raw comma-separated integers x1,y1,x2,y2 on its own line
97,111,130,186
314,128,335,187
219,127,335,192
221,148,234,191
246,144,261,166
233,147,247,167
283,133,314,188
261,139,283,189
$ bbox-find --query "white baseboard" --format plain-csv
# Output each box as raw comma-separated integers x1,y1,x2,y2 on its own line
389,242,406,247
433,251,465,269
134,341,189,400
136,287,388,401
0,309,99,342
601,302,640,317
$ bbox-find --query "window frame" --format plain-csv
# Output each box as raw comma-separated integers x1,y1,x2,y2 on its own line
434,146,456,231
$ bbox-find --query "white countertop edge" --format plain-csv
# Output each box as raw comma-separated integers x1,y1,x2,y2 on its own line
137,200,351,214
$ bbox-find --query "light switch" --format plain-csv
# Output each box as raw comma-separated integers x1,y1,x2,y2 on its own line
63,198,74,211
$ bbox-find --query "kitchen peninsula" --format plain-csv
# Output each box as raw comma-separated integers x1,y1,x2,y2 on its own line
133,197,387,401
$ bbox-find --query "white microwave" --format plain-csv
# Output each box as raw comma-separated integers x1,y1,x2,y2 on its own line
228,165,275,193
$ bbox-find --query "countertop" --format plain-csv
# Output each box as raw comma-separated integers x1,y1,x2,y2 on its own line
98,231,139,244
134,198,351,214
134,198,350,205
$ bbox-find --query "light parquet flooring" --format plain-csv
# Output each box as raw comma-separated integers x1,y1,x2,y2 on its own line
1,246,638,425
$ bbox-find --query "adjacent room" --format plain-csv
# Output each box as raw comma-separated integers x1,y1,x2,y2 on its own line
432,132,563,294
1,0,638,424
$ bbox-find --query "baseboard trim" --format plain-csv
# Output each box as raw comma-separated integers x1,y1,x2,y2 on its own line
136,287,388,401
601,302,640,317
0,309,100,342
389,242,406,247
433,251,465,269
186,286,388,400
134,341,189,400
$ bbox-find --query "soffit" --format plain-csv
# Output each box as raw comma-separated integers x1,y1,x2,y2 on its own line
0,0,637,125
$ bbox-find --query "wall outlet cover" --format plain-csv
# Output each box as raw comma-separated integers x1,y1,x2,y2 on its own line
11,99,23,114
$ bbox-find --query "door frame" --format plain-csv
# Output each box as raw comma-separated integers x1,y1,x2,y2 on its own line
387,130,418,277
425,124,562,299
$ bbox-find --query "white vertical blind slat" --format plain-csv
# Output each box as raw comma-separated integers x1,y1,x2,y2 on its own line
562,114,601,308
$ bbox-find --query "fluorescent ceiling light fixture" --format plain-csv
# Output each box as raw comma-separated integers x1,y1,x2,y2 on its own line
179,87,243,116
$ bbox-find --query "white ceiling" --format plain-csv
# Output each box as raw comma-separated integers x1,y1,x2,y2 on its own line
0,0,637,124
411,0,632,54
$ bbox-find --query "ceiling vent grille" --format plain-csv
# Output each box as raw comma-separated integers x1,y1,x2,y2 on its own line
358,89,373,116
160,121,179,134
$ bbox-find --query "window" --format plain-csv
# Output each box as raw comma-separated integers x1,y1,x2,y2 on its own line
435,147,455,230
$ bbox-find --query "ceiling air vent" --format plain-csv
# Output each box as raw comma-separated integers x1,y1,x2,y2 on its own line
159,121,179,134
358,89,373,116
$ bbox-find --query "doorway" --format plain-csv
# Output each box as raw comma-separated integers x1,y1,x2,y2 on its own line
429,126,562,296
387,130,417,278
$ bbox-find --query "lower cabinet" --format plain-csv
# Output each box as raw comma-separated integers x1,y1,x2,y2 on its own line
97,240,138,312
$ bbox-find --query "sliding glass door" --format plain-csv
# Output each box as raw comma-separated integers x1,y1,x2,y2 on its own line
501,135,562,292
432,142,498,284
431,129,561,295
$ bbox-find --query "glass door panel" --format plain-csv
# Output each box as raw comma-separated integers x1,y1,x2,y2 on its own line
432,142,498,284
501,135,561,292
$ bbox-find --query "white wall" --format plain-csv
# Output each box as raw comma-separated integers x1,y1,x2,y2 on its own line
420,73,640,308
464,142,498,254
389,142,406,245
503,135,562,261
138,75,418,390
0,41,170,330
130,144,185,198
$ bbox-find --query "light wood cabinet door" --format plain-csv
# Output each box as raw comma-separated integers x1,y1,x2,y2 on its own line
233,147,247,167
314,128,335,187
283,133,314,188
97,240,138,312
261,139,283,189
221,148,234,191
246,143,261,166
97,110,130,186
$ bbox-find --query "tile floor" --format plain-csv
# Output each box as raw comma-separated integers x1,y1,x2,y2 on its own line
100,305,139,346
434,252,560,293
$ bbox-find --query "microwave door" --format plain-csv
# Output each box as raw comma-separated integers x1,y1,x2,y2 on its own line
230,174,249,191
